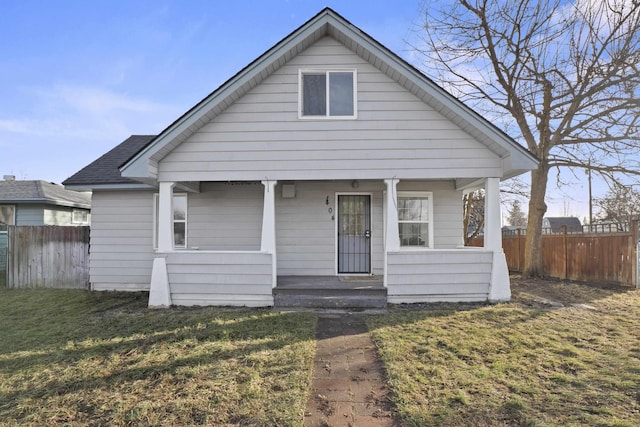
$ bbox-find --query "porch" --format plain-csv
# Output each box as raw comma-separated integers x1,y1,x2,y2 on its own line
148,178,510,307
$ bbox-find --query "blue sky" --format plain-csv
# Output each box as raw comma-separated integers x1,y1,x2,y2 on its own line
0,0,595,218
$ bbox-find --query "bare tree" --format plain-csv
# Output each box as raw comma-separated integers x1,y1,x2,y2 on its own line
594,183,640,230
417,0,640,276
463,190,484,244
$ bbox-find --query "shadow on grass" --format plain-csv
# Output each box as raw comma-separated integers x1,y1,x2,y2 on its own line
0,288,317,425
363,279,640,427
510,274,637,306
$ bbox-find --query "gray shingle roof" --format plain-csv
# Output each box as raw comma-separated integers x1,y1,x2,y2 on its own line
0,180,91,208
63,135,156,187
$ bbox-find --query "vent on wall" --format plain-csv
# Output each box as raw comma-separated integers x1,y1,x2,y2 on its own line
282,183,296,198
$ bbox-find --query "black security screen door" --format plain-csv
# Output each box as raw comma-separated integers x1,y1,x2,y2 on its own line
337,195,371,274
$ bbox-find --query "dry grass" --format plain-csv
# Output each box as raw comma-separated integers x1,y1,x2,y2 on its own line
0,289,316,426
368,277,640,426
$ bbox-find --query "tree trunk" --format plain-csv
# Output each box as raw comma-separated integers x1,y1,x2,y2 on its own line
523,164,549,277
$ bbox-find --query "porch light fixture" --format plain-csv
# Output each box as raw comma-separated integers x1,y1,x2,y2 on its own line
351,180,359,189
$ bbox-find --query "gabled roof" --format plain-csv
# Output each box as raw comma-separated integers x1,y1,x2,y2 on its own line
544,217,582,228
0,180,91,209
120,7,537,182
63,135,156,190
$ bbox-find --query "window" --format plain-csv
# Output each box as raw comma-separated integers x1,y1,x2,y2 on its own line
397,192,433,248
0,205,15,230
154,194,187,248
299,70,356,118
71,209,89,224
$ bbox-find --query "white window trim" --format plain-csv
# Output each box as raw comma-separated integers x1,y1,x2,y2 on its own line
71,209,89,224
0,204,16,227
298,69,358,120
153,193,188,249
397,191,434,250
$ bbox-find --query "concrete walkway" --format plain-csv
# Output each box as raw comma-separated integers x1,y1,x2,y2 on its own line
304,314,396,427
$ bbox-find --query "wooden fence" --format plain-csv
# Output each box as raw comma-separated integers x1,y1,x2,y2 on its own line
6,226,90,289
0,231,6,286
470,221,639,286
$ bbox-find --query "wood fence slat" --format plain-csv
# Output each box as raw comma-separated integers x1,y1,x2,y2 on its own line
468,220,639,285
6,226,90,289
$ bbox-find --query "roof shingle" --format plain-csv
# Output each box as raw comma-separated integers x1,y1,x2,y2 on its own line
63,135,156,187
0,180,91,208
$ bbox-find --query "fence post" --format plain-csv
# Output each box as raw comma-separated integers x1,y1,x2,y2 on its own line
562,225,568,280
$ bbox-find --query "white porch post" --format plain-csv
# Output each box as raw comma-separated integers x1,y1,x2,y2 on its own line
484,177,510,301
261,180,277,288
384,179,400,251
157,182,175,252
149,181,174,308
384,179,400,288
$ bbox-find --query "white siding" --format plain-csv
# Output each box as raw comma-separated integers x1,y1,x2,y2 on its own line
16,205,44,225
87,179,464,293
387,250,493,303
166,251,273,306
158,37,502,182
90,191,155,291
397,180,463,249
188,182,262,250
276,180,384,276
43,207,72,225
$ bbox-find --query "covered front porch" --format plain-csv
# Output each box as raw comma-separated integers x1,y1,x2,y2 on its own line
148,178,509,307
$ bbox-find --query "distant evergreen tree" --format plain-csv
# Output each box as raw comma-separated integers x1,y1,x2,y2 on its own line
506,200,527,227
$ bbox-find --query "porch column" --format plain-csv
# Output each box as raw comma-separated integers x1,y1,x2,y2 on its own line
261,180,277,288
157,181,175,252
384,179,400,289
149,181,174,308
484,177,510,301
384,179,400,251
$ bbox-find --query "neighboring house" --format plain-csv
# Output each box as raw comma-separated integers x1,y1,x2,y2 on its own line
502,225,527,236
64,8,537,307
0,176,91,227
543,217,582,233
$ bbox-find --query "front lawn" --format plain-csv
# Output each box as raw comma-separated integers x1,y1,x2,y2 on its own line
368,278,640,426
0,289,316,426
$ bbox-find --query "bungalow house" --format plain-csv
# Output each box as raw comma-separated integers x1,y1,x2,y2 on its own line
0,176,91,227
64,8,537,308
543,217,582,234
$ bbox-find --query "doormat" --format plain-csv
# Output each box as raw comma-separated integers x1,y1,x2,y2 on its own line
339,275,381,282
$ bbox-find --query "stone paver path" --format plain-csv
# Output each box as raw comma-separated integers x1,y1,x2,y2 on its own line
304,314,396,427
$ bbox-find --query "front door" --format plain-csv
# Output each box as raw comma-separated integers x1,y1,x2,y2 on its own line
337,195,371,274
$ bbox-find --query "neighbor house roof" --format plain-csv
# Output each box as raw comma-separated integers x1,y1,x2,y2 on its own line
63,135,156,190
544,217,582,229
119,7,538,184
0,180,91,209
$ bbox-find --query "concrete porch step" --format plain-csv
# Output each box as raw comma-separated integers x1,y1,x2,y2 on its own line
273,276,387,309
273,288,387,309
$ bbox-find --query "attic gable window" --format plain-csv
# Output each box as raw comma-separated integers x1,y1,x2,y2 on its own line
299,70,357,119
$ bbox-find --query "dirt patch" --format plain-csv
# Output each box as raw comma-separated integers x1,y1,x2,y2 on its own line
510,275,634,307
